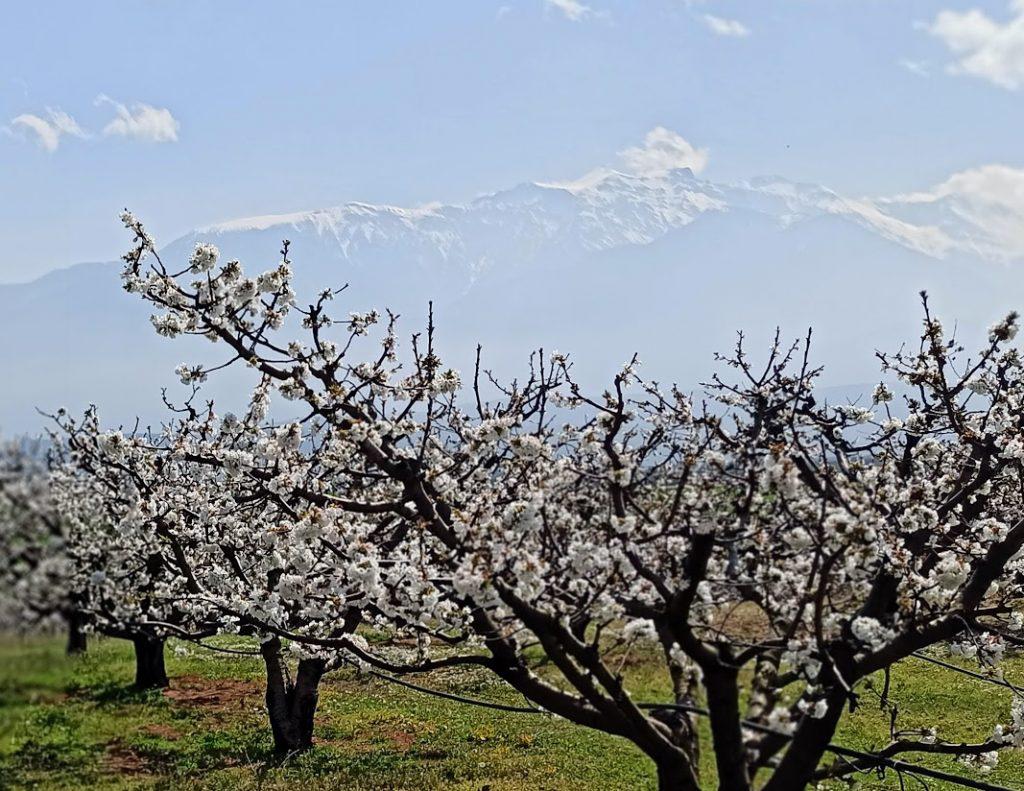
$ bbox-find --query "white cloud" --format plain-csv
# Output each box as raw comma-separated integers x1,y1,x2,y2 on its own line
544,0,594,21
927,1,1024,89
6,107,87,152
617,126,709,177
899,58,930,77
96,95,180,143
702,14,750,38
884,164,1024,260
46,109,87,138
8,115,59,152
836,197,954,259
538,127,709,191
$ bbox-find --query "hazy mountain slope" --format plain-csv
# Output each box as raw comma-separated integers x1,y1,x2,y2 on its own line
442,207,1017,390
1,169,1018,433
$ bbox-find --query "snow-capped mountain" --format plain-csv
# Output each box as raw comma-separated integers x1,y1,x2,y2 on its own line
170,168,957,278
2,168,1020,433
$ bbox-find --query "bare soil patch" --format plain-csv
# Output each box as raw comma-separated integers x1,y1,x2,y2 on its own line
162,674,261,712
139,723,181,741
103,742,151,775
381,726,417,751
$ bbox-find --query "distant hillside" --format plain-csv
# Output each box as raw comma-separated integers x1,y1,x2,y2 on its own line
2,168,1020,433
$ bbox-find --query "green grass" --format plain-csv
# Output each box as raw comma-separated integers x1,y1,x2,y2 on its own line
1,635,1023,789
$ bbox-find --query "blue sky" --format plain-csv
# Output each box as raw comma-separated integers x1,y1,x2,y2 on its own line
3,0,1023,282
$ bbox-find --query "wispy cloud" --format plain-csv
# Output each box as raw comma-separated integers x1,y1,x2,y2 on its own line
702,14,750,38
926,1,1024,89
618,126,709,177
884,164,1024,260
5,107,87,152
539,127,709,191
544,0,596,22
899,58,930,77
11,77,30,99
96,95,180,143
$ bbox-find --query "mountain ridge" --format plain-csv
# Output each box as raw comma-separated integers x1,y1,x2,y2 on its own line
2,167,1020,434
183,168,955,264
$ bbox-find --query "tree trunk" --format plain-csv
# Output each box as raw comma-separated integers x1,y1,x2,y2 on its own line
655,756,702,791
704,667,751,791
260,637,326,755
762,690,845,791
65,611,87,656
656,626,701,777
291,657,326,747
649,707,701,782
763,648,855,791
132,635,169,689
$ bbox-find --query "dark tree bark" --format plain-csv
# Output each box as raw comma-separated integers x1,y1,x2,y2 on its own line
648,707,701,785
703,666,751,791
65,611,87,656
762,689,846,791
260,637,326,754
654,754,702,791
132,634,169,689
658,628,702,775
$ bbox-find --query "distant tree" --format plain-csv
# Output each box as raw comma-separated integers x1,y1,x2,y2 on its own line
49,407,228,689
0,439,87,654
49,395,375,752
113,213,1024,789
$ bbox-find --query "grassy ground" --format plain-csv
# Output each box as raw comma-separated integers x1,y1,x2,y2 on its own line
0,635,1022,790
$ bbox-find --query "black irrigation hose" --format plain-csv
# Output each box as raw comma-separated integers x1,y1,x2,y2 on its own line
642,701,1017,791
823,744,1016,791
363,667,541,713
911,650,1023,693
361,667,1019,791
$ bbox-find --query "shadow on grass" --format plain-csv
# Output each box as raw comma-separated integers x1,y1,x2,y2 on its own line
121,723,276,775
65,677,165,706
0,680,65,709
5,706,101,782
